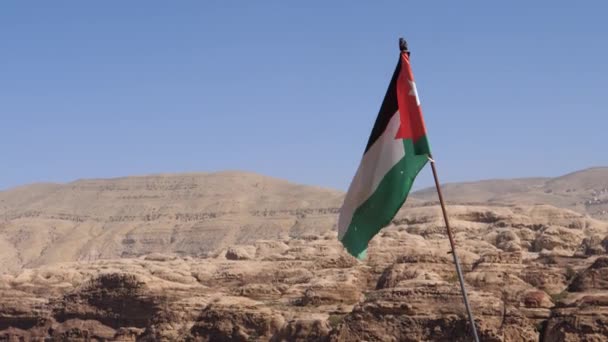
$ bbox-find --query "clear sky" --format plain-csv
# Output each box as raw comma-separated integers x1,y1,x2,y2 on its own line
1,1,606,191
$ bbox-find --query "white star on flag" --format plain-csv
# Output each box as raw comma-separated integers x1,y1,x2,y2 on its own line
408,80,420,106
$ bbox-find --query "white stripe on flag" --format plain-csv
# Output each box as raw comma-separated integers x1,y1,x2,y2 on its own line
338,112,405,239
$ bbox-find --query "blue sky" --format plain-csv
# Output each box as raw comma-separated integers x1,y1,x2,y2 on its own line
1,1,606,191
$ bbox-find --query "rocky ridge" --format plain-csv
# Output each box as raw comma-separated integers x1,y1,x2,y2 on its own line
2,204,608,341
412,167,608,220
0,172,345,273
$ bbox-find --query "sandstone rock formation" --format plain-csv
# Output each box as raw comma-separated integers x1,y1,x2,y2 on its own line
1,169,607,340
411,167,608,221
1,197,607,341
0,172,344,273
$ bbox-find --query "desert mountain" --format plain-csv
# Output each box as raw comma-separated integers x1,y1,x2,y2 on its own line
2,203,608,341
1,168,607,273
0,171,343,273
412,167,608,220
1,168,608,341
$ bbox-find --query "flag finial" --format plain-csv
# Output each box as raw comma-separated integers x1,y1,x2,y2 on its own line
399,37,410,56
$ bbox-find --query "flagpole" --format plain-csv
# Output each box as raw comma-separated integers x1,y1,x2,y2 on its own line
399,38,480,342
428,155,480,342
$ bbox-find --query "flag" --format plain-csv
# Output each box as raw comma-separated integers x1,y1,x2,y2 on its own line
338,51,431,259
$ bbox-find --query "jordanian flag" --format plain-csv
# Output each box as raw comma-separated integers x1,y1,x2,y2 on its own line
338,50,431,259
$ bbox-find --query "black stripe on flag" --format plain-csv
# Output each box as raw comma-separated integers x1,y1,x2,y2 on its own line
363,57,402,154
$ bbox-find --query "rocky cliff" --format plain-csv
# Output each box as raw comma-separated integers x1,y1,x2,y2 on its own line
2,202,608,341
0,172,344,273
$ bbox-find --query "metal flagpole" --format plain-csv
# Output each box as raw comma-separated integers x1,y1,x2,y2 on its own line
400,37,480,341
428,155,480,342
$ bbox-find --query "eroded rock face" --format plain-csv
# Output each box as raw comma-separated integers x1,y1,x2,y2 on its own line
0,172,345,273
0,204,607,341
542,257,608,341
568,257,608,292
225,246,257,260
331,284,509,342
188,297,285,342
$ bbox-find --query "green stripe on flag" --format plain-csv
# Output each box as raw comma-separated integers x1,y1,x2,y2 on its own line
413,135,431,155
340,138,429,259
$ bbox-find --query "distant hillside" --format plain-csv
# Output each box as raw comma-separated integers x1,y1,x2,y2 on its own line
412,167,608,220
1,167,606,273
0,172,344,273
